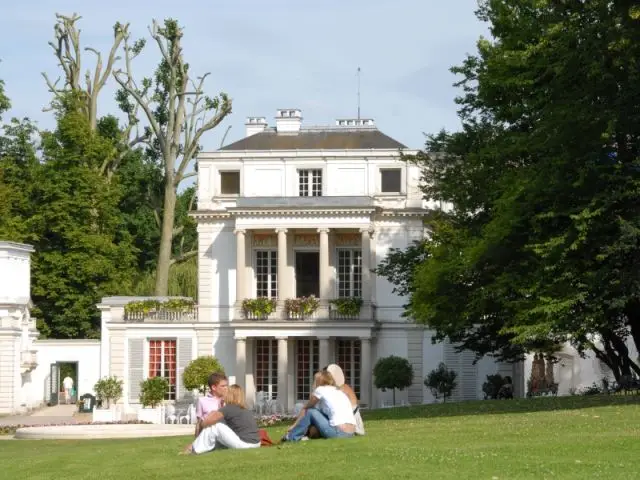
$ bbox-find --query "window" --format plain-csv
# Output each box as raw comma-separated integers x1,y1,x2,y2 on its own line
380,168,402,193
148,339,177,400
220,171,240,195
336,339,361,399
296,339,319,401
298,169,322,197
255,250,278,298
337,248,362,298
255,339,278,400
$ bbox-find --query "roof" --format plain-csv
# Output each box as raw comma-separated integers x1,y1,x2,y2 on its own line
220,128,406,151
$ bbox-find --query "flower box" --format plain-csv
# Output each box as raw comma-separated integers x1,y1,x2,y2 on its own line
137,406,164,424
92,406,121,423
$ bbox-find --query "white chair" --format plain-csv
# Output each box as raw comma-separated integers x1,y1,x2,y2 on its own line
255,391,266,415
165,404,177,424
179,404,195,424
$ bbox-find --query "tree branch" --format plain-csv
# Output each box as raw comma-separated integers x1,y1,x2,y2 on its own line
170,249,197,266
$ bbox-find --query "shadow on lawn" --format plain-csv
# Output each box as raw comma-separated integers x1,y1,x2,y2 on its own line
363,394,640,421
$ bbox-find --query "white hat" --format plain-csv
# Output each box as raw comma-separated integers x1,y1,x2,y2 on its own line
325,364,345,387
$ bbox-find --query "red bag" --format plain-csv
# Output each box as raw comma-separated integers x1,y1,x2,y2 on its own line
259,428,274,447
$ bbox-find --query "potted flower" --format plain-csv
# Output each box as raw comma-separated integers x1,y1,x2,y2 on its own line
138,376,169,424
242,297,277,320
284,296,320,319
92,376,123,423
330,297,363,319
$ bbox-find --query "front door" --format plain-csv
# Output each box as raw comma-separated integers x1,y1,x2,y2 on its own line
49,363,60,406
295,252,320,297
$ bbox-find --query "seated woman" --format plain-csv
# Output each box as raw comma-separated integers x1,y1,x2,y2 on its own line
282,370,356,442
318,364,365,436
182,384,260,455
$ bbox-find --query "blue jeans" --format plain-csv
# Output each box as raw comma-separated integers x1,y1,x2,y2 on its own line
286,408,354,441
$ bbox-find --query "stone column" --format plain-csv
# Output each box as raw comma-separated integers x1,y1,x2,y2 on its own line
277,337,289,412
318,336,330,370
360,227,373,320
234,229,246,308
235,337,247,391
318,228,330,299
360,337,372,408
276,229,288,318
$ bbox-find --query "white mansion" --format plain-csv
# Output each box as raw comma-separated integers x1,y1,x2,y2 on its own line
3,109,609,415
100,109,524,412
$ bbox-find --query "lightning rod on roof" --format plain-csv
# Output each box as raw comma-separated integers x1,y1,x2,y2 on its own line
357,67,361,120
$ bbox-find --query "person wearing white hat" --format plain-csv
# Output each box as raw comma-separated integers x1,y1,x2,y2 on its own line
323,364,365,436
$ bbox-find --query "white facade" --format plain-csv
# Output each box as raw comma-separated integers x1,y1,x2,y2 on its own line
99,110,524,412
0,242,39,414
0,242,102,414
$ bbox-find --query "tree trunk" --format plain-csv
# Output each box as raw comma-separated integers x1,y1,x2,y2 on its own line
155,181,177,296
392,388,396,406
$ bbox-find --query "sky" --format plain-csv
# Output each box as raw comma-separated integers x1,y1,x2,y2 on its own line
0,0,488,151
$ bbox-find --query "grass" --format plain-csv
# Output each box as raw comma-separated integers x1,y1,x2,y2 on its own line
1,395,639,479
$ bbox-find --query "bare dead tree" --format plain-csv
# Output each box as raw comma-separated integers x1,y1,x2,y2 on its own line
42,13,128,131
41,13,148,179
113,18,232,296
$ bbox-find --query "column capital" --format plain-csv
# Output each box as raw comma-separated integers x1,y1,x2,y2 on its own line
359,227,375,237
275,336,288,341
234,228,246,235
234,336,247,342
359,336,372,342
275,228,288,234
317,336,331,341
317,228,330,234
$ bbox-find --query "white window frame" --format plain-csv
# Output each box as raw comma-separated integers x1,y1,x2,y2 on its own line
298,168,323,197
145,338,177,400
336,339,361,399
254,249,278,298
295,339,319,402
336,248,362,298
255,339,278,401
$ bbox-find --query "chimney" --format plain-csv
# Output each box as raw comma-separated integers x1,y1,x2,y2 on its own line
275,109,302,133
336,118,376,128
245,117,268,137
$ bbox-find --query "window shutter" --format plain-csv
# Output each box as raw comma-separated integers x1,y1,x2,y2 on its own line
177,338,193,400
128,338,144,403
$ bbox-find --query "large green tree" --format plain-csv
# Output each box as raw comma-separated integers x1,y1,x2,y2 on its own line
378,0,640,377
29,98,138,338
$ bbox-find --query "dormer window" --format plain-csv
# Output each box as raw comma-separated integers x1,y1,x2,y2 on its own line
298,169,322,197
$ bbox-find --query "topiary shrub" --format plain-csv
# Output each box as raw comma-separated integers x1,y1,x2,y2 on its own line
482,374,506,400
182,356,225,394
373,355,414,406
94,376,123,409
424,363,457,403
139,377,169,408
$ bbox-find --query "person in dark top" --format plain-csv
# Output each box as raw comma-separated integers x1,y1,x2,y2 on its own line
182,384,260,455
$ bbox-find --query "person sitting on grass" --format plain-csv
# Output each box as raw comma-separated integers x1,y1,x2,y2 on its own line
182,384,260,455
194,372,228,437
326,364,364,435
282,370,356,442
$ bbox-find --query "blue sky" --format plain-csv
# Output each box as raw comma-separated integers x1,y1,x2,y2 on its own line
0,0,488,150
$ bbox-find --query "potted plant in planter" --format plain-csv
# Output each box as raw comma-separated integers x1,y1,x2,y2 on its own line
284,295,320,319
330,297,363,319
138,376,169,424
242,297,277,320
92,376,123,423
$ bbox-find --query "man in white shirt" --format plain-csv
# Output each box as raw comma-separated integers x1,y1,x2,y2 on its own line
62,376,74,404
283,370,356,442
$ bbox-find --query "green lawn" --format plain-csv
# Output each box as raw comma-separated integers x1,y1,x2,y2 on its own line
2,395,639,479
